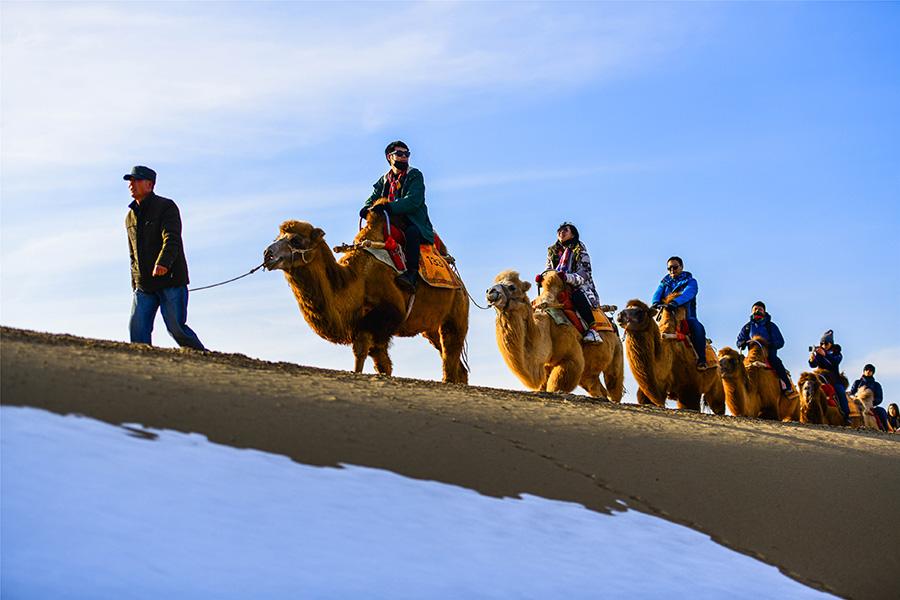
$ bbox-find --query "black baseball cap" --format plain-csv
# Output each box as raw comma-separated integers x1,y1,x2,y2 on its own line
123,165,157,182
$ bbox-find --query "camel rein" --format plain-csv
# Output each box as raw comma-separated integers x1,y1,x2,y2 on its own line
188,262,265,292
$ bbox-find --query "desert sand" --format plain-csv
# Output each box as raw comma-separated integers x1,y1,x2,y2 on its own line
2,326,898,599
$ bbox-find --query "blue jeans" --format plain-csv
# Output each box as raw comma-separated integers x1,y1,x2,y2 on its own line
686,317,707,364
833,383,850,419
130,286,205,350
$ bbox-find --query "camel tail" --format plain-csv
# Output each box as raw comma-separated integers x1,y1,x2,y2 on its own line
604,341,625,403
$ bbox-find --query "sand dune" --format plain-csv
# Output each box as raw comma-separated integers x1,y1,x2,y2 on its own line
2,326,898,598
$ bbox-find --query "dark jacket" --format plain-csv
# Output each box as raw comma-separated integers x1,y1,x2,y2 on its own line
651,271,699,318
736,314,785,355
126,192,189,292
849,375,884,406
363,168,435,243
808,348,842,377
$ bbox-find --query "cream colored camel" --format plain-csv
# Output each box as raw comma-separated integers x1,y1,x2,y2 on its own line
848,386,879,429
486,270,623,400
486,270,583,394
616,299,725,414
532,270,624,401
263,216,469,383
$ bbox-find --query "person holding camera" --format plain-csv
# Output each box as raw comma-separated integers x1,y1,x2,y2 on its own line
808,330,850,424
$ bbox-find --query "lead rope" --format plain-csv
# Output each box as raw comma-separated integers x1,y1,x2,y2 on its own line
188,262,265,292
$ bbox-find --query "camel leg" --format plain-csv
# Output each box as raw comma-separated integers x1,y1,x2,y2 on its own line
351,331,374,374
438,322,468,385
579,371,609,400
369,342,393,376
423,330,442,352
704,384,727,416
677,390,701,412
636,389,653,406
547,354,583,394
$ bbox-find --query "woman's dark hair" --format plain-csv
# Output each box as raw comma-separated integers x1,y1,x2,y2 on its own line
384,140,409,155
556,222,580,245
667,256,683,267
888,403,899,417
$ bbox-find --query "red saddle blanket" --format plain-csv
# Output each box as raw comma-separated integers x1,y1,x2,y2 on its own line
821,383,838,408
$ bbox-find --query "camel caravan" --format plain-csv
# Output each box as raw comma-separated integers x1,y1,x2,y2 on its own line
259,141,892,432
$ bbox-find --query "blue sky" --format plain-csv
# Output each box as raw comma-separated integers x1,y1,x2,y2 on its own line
2,2,898,402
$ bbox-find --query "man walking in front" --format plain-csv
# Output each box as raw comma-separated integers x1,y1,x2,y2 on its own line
125,165,205,350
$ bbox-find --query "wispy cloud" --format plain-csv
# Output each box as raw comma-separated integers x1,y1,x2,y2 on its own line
1,2,689,179
850,347,900,379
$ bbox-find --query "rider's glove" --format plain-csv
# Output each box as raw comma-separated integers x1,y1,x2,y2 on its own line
372,204,391,216
359,206,370,219
565,273,580,286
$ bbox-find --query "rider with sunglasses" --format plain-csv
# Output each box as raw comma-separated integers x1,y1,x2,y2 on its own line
651,257,709,369
359,140,435,291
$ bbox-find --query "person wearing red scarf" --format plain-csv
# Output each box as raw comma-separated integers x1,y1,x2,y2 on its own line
359,141,435,291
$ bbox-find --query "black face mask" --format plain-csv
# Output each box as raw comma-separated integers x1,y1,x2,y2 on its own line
392,160,409,172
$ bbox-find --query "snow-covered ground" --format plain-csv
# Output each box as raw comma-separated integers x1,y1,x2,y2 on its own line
1,407,830,599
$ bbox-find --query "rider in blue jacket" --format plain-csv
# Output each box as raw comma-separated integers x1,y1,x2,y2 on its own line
736,301,792,393
651,256,708,369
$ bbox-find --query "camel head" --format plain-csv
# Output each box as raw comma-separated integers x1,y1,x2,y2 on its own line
355,199,392,244
852,385,874,409
533,270,566,307
263,220,326,271
486,270,531,310
616,299,657,333
797,372,823,407
745,336,770,363
656,294,687,333
717,347,746,378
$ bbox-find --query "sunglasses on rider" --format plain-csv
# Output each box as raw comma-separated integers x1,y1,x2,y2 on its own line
667,265,680,272
390,150,411,158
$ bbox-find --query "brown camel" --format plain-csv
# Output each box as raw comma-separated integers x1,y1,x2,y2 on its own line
716,337,782,420
532,270,625,400
616,299,725,414
797,372,845,426
262,215,469,383
486,271,624,400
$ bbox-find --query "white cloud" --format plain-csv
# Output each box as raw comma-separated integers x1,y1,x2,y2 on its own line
1,2,689,180
850,347,900,379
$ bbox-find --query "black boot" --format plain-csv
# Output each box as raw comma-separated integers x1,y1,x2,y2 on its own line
396,270,417,292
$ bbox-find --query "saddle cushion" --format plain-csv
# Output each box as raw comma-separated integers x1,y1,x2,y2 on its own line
821,383,838,408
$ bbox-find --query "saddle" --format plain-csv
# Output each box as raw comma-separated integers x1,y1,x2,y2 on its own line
548,290,617,336
370,221,461,289
661,316,717,366
816,375,839,408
